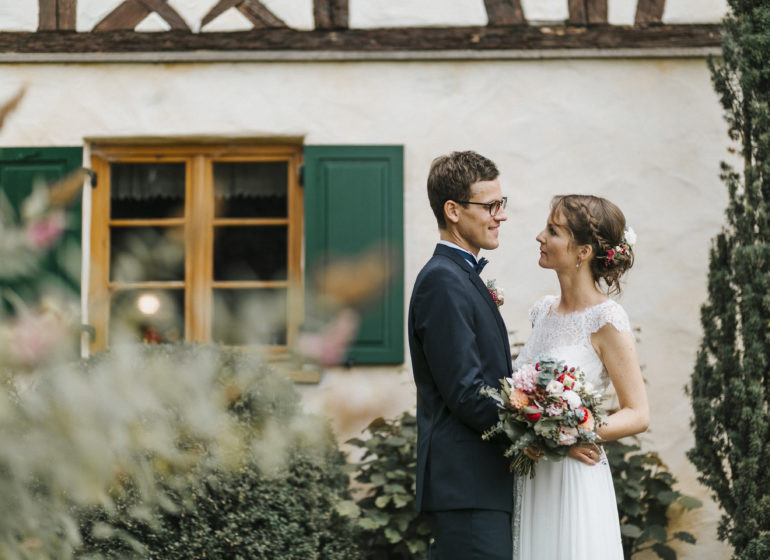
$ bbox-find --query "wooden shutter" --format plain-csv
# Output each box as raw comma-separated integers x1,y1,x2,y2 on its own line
0,147,83,301
304,145,404,364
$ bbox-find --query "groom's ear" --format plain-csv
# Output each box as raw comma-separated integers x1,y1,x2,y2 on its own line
444,200,461,224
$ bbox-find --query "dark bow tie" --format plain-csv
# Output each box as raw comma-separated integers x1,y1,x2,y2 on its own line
448,247,488,274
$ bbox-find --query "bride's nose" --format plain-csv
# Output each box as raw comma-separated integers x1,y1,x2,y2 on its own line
536,230,545,243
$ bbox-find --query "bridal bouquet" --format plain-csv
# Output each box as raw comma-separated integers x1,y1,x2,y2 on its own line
481,356,607,478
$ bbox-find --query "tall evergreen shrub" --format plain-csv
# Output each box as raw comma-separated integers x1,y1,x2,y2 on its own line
688,2,770,557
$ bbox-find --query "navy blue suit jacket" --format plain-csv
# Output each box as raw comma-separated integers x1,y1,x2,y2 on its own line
408,244,514,513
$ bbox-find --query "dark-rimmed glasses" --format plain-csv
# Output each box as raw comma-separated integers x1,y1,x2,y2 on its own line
456,197,507,216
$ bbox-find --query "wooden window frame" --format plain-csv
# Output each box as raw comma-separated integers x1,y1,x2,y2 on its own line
88,143,303,355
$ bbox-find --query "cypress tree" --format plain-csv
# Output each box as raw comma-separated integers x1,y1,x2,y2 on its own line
688,1,770,557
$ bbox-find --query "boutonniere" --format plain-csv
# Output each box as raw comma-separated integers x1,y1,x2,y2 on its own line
486,279,504,308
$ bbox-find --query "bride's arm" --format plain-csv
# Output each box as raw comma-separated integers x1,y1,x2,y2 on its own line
591,324,650,442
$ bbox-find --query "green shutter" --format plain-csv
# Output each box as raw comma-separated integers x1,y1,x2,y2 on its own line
304,145,404,364
0,147,83,303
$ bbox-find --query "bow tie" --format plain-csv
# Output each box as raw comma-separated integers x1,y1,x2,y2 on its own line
448,247,488,274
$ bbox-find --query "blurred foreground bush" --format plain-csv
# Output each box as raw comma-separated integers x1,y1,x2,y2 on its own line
0,343,358,559
74,343,360,559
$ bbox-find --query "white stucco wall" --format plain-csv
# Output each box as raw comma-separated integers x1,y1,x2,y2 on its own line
0,53,733,557
0,0,729,31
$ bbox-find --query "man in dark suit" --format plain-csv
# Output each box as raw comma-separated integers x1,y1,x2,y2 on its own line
408,151,514,559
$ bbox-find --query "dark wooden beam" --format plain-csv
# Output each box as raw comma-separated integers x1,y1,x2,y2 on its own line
140,0,190,30
313,0,348,30
238,0,287,29
484,0,526,26
568,0,607,25
0,25,722,54
636,0,666,24
201,0,240,28
38,0,58,31
93,0,190,32
58,0,77,30
93,0,150,31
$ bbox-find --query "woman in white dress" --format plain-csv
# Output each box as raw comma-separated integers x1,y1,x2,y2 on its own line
513,194,649,560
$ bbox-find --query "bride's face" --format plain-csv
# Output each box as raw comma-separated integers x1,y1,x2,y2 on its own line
535,211,578,270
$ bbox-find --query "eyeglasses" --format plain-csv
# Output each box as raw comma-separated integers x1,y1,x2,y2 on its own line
456,197,508,216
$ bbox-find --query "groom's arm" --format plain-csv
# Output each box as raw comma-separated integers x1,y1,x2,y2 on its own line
412,270,500,434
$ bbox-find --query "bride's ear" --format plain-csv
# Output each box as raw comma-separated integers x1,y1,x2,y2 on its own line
578,243,593,262
444,200,461,224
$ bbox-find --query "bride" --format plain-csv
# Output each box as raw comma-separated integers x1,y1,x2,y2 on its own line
513,194,649,559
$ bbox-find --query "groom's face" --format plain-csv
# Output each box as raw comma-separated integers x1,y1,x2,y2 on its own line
455,178,507,254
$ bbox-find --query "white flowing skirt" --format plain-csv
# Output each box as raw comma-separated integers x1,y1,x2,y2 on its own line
514,452,623,560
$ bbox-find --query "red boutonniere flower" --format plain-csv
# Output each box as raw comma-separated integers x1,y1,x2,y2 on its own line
486,279,504,308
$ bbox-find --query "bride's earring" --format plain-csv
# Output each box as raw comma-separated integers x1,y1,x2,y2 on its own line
576,260,581,269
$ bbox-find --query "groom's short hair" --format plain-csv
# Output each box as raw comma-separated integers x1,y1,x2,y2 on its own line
427,151,499,229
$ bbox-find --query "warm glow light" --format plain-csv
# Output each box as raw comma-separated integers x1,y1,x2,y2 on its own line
137,294,161,315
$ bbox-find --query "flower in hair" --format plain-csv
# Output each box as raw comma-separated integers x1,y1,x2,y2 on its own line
623,226,637,247
605,248,615,264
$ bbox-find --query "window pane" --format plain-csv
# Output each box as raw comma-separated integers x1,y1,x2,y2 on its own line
110,289,184,344
111,162,185,219
110,226,185,282
213,162,287,218
213,226,287,281
212,289,287,345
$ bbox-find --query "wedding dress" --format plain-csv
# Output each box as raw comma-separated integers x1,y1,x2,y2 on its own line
512,295,626,560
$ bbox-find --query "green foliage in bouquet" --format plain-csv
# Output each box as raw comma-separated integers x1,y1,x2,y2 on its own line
342,412,431,560
606,438,702,559
688,1,770,557
75,343,360,559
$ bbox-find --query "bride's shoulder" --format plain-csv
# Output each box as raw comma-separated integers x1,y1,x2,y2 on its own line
587,299,631,334
528,295,558,325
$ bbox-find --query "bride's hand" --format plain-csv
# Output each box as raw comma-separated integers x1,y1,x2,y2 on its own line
569,443,602,466
524,446,544,462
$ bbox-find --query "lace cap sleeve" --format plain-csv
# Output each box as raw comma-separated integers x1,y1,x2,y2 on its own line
528,295,557,326
587,300,632,334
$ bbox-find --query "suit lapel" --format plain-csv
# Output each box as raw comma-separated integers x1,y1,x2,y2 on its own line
433,245,512,371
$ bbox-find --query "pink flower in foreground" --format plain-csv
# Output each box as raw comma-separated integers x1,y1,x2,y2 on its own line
25,210,66,250
297,309,360,367
9,311,67,367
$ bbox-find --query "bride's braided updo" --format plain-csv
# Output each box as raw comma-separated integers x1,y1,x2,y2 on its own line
551,194,634,295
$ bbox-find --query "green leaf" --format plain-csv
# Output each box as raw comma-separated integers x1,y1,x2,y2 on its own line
620,523,643,538
673,531,697,544
392,494,410,508
370,473,387,487
384,527,402,543
677,495,703,510
651,542,677,560
358,518,383,530
643,524,668,543
375,495,392,508
335,500,361,518
656,490,680,505
406,539,427,554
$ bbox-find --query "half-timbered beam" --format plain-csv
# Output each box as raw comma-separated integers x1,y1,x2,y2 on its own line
568,0,608,25
94,0,190,32
636,0,666,24
38,0,77,31
484,0,526,26
202,0,286,30
0,24,721,56
314,0,348,30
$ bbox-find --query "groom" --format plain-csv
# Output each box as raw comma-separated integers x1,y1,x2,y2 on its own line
408,151,514,559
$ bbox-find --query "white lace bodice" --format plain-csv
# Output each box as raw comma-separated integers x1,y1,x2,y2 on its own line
513,295,631,394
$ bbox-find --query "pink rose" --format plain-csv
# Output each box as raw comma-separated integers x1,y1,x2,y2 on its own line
558,426,578,446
